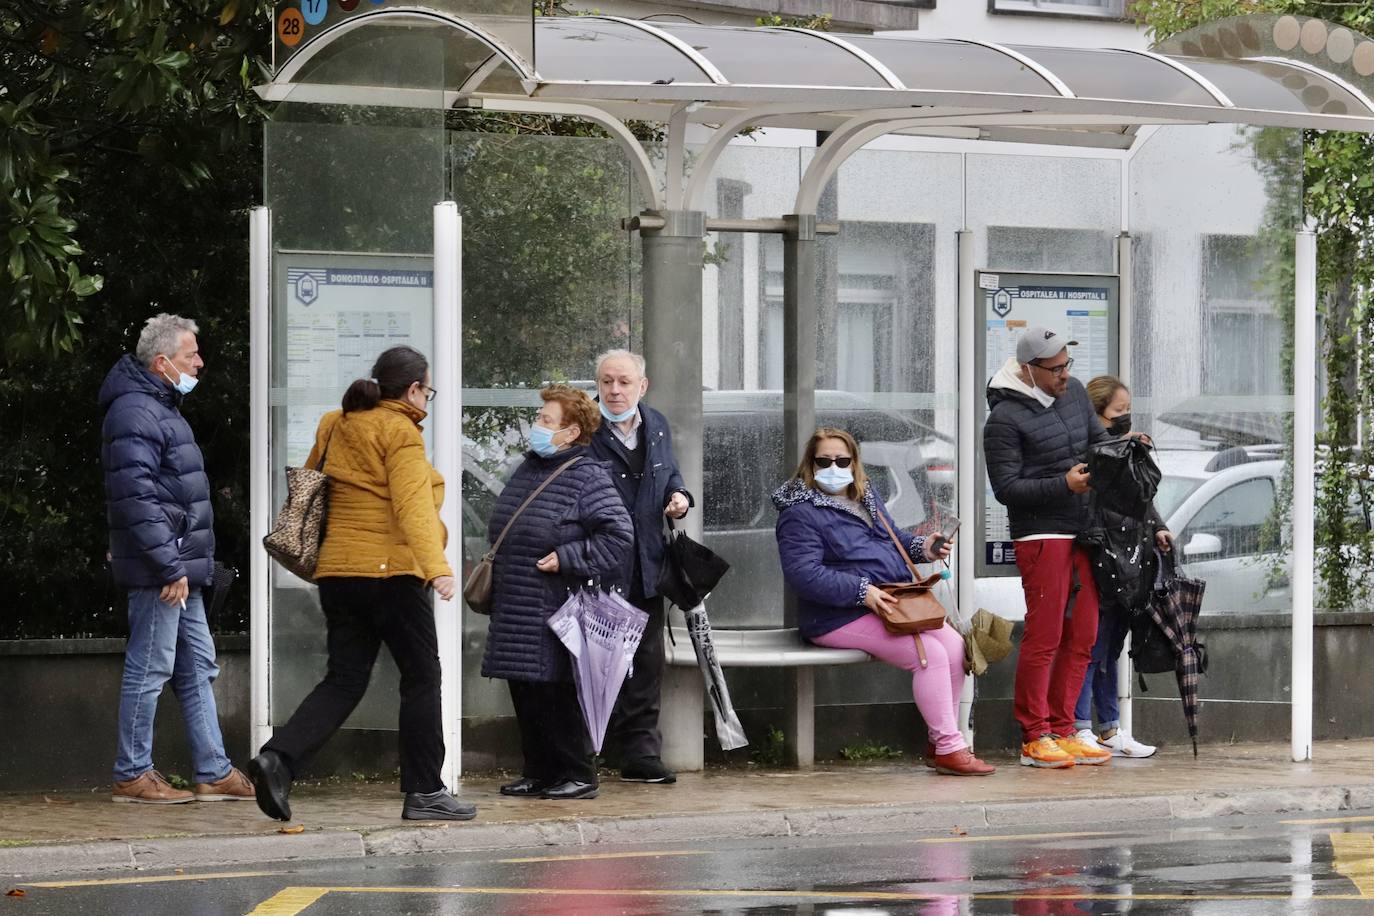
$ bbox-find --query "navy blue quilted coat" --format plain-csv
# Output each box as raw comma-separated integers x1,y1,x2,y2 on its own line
99,355,215,589
481,445,634,683
983,369,1109,539
773,480,930,641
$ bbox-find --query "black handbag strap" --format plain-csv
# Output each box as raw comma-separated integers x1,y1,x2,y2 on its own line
488,456,582,557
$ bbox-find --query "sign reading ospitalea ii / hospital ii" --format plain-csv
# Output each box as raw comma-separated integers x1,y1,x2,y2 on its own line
972,270,1119,579
271,0,535,80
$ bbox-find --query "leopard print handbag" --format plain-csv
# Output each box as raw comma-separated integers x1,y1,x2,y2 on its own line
262,438,332,581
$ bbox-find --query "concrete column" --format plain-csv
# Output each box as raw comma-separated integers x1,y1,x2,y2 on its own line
783,213,818,768
642,208,708,773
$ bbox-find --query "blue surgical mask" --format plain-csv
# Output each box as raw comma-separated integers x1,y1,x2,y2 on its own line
814,465,854,494
529,424,566,458
600,401,637,424
160,364,198,396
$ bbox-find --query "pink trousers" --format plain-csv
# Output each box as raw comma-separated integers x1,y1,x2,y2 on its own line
812,613,968,755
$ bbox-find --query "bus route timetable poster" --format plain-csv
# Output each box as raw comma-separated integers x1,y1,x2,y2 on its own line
972,270,1119,578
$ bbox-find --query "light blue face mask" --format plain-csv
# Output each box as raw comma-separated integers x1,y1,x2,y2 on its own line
600,401,637,424
160,363,198,396
529,424,566,458
814,465,854,494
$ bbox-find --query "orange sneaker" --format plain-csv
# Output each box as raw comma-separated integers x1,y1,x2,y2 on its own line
1019,735,1075,769
1056,734,1112,766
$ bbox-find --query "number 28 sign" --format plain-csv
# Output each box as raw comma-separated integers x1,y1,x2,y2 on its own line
276,0,377,53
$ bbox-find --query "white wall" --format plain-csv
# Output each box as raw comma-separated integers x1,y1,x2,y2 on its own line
907,2,1148,49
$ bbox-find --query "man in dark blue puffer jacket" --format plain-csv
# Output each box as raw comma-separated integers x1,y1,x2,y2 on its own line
983,325,1112,771
100,314,252,805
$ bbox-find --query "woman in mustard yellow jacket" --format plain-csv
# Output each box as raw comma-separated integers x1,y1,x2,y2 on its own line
248,346,475,823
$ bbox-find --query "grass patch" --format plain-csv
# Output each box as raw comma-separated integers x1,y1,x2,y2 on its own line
749,726,786,767
837,741,903,762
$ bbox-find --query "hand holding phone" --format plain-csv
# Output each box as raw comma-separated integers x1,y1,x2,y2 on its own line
929,518,961,556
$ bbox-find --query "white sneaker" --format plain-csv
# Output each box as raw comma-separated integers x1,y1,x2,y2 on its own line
1073,727,1102,747
1099,730,1157,758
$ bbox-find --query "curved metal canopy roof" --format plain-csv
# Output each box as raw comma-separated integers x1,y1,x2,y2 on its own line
262,10,1374,142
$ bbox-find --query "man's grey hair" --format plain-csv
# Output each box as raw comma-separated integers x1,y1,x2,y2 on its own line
595,348,646,379
135,313,199,366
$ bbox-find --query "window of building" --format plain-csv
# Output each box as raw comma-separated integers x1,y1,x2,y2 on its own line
1201,234,1283,397
989,0,1129,19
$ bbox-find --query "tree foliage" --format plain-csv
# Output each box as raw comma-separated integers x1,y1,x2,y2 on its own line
1135,0,1374,608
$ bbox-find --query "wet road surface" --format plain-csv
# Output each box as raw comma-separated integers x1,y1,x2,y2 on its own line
9,808,1374,914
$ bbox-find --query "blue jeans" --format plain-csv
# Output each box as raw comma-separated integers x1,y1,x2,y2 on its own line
113,588,231,784
1074,601,1129,732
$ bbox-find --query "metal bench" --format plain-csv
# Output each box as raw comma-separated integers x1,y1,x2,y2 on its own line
660,626,873,768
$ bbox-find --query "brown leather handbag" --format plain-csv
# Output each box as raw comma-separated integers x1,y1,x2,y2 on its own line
872,511,948,667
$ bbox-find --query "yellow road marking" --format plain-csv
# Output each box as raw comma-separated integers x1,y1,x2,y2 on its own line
246,887,331,915
497,850,711,864
917,831,1111,844
1285,815,1374,825
24,871,277,889
239,883,1374,915
1331,832,1374,897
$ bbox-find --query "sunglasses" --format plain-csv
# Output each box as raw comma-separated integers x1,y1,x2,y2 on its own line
814,456,853,469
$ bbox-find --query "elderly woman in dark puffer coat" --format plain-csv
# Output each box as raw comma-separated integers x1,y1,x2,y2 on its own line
481,384,634,801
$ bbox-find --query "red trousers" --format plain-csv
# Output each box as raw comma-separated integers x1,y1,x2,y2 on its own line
1013,538,1099,741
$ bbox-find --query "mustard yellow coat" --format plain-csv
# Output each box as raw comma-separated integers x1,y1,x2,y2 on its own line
304,399,452,582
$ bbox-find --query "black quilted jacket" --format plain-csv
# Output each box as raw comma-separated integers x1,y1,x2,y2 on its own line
480,445,634,682
983,371,1109,539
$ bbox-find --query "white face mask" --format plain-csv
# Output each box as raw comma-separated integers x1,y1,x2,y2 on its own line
1021,364,1055,409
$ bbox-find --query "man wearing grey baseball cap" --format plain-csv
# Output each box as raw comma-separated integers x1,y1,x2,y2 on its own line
983,325,1113,771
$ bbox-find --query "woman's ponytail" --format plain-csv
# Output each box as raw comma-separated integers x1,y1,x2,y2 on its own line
341,377,382,413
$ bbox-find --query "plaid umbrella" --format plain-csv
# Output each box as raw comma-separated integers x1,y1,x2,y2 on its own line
1148,550,1209,756
547,587,649,753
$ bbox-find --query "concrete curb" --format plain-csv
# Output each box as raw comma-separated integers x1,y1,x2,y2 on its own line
3,784,1369,879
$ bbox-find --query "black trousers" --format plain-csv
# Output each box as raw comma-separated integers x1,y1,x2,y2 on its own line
508,679,596,785
264,576,444,794
609,593,665,761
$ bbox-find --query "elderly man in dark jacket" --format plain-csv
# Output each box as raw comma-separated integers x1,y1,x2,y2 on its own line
983,325,1112,771
588,349,693,785
100,313,252,804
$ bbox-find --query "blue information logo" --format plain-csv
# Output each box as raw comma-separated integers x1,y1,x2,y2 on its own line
300,0,327,25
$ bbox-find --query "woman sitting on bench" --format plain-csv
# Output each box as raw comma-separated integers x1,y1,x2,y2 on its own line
772,428,995,777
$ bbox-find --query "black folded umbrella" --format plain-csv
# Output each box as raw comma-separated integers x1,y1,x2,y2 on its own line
655,518,730,611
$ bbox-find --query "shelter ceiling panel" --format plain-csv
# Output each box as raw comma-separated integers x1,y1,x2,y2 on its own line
536,18,718,85
1006,45,1219,106
841,36,1062,97
655,23,889,88
1183,56,1368,115
290,22,487,92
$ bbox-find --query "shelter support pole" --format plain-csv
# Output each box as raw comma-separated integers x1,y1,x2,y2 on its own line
643,209,709,773
433,202,463,785
249,206,272,756
956,229,975,746
1292,226,1317,762
783,213,819,768
1116,232,1134,738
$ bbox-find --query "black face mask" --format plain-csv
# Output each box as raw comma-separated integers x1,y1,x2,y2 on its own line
1107,414,1132,437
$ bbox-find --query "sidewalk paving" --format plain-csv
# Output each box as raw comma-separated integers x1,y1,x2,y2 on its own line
5,740,1374,878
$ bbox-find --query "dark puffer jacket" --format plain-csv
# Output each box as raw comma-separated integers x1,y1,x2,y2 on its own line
772,479,931,640
480,445,634,683
99,354,215,589
983,359,1109,538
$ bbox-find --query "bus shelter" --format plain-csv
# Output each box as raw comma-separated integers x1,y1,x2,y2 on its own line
251,4,1374,783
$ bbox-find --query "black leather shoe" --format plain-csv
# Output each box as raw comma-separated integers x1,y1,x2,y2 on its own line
540,780,599,800
500,777,548,797
402,789,477,821
620,756,677,784
246,750,292,822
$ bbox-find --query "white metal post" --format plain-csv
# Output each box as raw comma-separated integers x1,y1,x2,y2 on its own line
249,206,273,756
1292,226,1317,762
433,202,464,786
1116,232,1133,738
957,228,975,745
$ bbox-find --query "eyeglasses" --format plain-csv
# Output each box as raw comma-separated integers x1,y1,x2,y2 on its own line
1034,357,1074,377
814,456,853,469
420,384,437,403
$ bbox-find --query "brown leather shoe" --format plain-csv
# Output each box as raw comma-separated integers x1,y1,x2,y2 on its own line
924,742,937,769
932,748,997,777
194,766,255,801
112,770,194,804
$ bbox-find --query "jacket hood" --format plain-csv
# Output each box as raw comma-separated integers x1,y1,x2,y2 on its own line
99,354,173,410
987,356,1051,410
770,477,879,517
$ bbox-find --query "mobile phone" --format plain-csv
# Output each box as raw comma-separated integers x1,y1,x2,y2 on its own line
929,518,961,554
